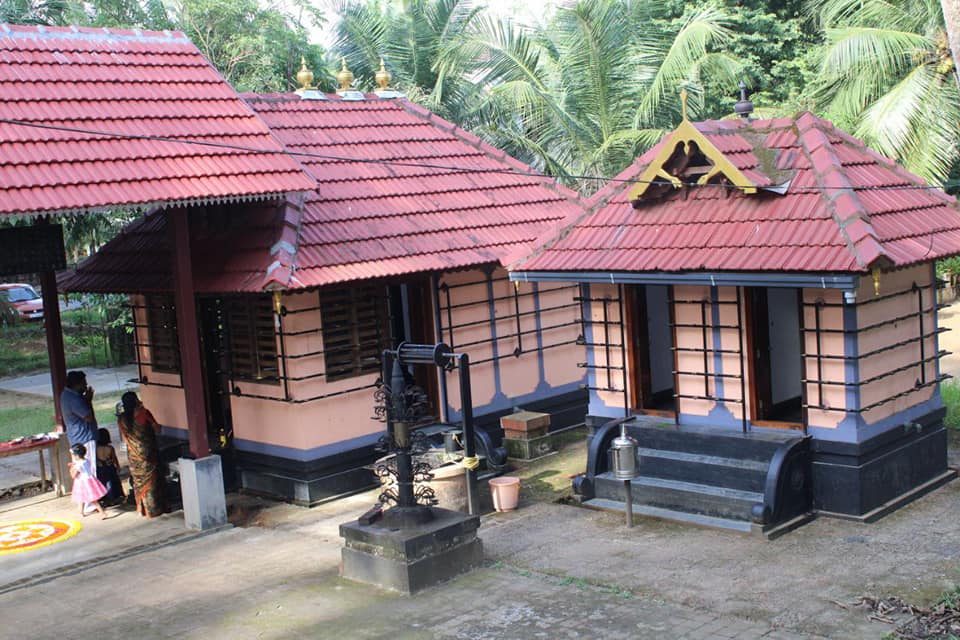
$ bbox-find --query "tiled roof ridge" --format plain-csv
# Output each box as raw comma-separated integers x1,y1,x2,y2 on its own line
301,213,559,246
262,194,306,291
311,180,558,203
795,111,890,270
304,196,567,221
0,23,189,42
299,237,536,270
396,99,583,202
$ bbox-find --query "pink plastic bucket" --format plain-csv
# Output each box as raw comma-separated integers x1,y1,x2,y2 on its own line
489,476,521,511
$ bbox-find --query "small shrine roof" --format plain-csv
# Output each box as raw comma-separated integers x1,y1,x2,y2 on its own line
514,112,960,275
0,24,314,219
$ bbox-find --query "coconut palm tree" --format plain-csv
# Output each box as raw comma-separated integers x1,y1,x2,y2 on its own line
809,0,960,183
443,1,740,192
333,0,485,122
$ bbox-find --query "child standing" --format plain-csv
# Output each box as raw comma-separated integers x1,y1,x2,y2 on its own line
70,444,108,519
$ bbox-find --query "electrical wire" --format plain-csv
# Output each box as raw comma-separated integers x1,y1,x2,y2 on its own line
1,116,959,193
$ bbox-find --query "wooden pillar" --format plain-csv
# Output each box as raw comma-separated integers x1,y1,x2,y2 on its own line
39,268,67,428
168,208,209,457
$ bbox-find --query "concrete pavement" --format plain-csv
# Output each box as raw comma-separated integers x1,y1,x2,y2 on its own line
0,489,832,640
0,364,138,397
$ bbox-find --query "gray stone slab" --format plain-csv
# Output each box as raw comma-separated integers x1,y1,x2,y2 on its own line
179,455,227,531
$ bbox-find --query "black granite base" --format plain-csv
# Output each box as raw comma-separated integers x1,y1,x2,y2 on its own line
340,507,483,594
236,442,380,506
811,408,955,518
236,389,588,505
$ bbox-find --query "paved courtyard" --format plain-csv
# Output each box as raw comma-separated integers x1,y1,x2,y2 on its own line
0,308,958,639
2,447,959,640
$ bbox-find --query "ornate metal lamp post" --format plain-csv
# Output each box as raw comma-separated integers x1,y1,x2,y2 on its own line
372,348,438,527
340,342,484,593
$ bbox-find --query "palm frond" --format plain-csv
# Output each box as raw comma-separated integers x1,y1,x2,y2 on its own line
634,5,732,128
857,64,960,181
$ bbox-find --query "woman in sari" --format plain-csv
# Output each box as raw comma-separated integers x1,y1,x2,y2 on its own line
117,392,166,518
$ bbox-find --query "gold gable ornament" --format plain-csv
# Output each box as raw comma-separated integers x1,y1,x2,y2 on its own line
628,89,758,201
337,57,354,91
295,57,315,92
294,57,327,100
336,57,366,101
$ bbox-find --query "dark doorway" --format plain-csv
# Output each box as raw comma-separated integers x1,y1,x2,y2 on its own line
197,296,238,488
746,288,803,427
387,280,440,421
627,284,676,414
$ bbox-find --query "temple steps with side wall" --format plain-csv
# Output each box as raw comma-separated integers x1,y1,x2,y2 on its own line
577,417,814,536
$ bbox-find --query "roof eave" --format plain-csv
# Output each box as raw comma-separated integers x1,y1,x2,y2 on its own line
509,270,861,289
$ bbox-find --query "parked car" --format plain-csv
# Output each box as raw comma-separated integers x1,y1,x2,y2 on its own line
0,283,43,321
0,295,18,327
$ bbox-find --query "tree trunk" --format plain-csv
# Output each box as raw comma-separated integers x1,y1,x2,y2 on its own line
941,0,960,89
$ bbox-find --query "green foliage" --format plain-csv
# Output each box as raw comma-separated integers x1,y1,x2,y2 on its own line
175,0,330,92
0,295,131,377
938,584,960,607
937,256,960,277
807,0,960,184
0,390,124,441
0,404,56,440
335,0,485,121
442,0,740,191
941,380,960,429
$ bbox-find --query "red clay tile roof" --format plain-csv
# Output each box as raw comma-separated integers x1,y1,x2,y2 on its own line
515,112,960,274
0,24,314,218
58,197,301,293
59,92,585,292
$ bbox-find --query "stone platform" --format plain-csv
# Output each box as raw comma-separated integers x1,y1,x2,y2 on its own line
340,506,483,594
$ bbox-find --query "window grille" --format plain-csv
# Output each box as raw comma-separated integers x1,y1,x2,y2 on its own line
320,285,387,382
226,295,279,383
144,294,180,373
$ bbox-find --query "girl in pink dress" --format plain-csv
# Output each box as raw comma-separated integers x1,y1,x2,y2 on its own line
70,444,108,519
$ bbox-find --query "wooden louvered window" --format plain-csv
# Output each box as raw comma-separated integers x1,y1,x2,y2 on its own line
321,286,388,382
226,295,279,384
145,294,180,373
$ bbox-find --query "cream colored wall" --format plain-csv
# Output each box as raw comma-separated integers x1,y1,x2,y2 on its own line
229,290,384,450
133,267,584,454
581,284,628,411
857,264,937,424
131,294,188,431
583,284,850,429
441,267,583,414
130,291,384,450
802,288,846,429
672,285,715,417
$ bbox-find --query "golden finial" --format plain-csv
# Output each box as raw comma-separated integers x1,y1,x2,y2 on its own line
680,89,689,121
375,58,391,90
337,57,354,91
872,266,881,296
295,57,315,92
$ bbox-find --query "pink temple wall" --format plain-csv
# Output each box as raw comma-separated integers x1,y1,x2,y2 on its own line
801,289,846,429
584,284,628,411
133,266,584,454
441,267,583,415
583,284,848,429
856,264,937,424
